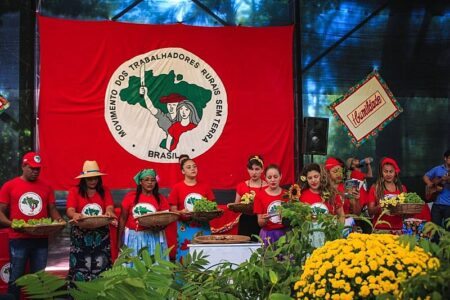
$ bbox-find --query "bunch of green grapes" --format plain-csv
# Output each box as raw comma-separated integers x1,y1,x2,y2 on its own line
405,192,424,204
193,198,218,212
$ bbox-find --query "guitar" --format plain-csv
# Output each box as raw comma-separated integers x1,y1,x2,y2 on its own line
425,175,448,202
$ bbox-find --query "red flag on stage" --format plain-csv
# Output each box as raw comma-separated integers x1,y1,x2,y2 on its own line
37,15,294,190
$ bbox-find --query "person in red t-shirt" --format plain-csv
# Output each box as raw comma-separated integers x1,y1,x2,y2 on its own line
169,158,215,261
66,160,116,284
253,164,287,246
325,157,363,216
234,155,268,241
118,169,170,262
346,157,374,191
0,152,63,299
367,157,431,234
299,163,345,222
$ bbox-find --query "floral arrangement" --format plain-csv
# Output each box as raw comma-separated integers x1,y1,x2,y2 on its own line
285,184,301,201
294,233,440,299
240,190,256,204
380,192,424,208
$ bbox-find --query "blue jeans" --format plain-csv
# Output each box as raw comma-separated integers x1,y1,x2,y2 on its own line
8,238,48,300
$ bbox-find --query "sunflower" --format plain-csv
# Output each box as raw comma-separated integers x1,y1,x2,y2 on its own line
287,184,301,201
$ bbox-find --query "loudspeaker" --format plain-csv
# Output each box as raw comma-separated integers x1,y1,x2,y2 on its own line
302,117,329,155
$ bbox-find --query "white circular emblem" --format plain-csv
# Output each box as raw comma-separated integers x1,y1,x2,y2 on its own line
0,262,10,284
267,200,282,224
18,192,43,216
132,203,156,218
184,193,203,212
310,202,329,215
105,47,228,163
81,203,103,216
33,155,41,163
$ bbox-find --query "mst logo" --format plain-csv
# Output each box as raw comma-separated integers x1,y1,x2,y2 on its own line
105,47,228,163
132,203,156,218
81,203,103,216
0,262,10,284
18,192,43,216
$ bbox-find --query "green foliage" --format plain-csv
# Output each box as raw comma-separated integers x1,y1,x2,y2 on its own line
18,205,446,299
15,271,67,299
11,218,54,228
399,220,450,299
193,197,218,212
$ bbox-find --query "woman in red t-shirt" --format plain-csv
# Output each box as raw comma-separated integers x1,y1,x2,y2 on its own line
66,160,116,283
118,169,169,261
299,163,345,222
253,164,287,246
169,158,215,261
234,155,268,240
367,157,430,234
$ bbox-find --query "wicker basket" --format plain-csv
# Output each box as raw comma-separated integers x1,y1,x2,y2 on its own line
137,211,180,228
193,234,251,244
227,203,254,215
185,210,224,222
389,203,424,215
71,216,113,229
20,222,66,236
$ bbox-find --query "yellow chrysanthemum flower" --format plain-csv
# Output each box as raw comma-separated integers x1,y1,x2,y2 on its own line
294,233,440,299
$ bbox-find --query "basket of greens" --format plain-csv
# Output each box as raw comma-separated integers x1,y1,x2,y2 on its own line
184,198,223,222
12,218,66,235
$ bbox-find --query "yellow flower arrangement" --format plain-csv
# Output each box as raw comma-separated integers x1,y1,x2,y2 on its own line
380,192,424,208
240,190,256,204
294,233,440,299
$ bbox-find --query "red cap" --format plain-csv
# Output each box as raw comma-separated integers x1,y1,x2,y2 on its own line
160,93,186,104
22,152,42,168
381,157,400,174
325,157,342,170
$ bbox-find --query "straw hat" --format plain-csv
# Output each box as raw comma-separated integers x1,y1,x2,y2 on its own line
75,160,107,179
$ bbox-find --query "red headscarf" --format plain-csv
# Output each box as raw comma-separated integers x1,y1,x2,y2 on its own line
381,157,400,174
325,157,342,170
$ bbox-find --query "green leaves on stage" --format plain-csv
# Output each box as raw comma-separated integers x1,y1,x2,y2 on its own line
15,271,67,299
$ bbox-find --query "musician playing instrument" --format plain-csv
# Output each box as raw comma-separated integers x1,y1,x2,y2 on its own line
423,149,450,231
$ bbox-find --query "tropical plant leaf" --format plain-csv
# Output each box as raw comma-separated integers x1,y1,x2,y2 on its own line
269,293,294,300
15,271,68,299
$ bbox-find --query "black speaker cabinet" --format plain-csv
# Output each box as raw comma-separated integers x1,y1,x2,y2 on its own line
302,117,329,155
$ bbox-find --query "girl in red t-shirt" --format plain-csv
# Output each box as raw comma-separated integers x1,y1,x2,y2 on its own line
66,160,116,283
253,164,287,246
299,163,345,222
367,157,430,233
118,169,170,261
234,155,268,240
169,158,215,261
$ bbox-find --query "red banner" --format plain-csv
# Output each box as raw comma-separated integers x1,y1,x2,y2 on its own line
37,15,294,190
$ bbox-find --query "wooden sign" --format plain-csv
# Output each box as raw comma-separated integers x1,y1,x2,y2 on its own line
329,71,402,146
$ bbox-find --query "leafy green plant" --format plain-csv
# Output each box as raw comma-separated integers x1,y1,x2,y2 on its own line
14,202,378,300
398,220,450,300
15,271,67,299
16,245,238,300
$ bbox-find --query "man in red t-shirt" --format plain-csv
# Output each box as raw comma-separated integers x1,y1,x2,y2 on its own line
0,152,62,299
346,157,373,190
